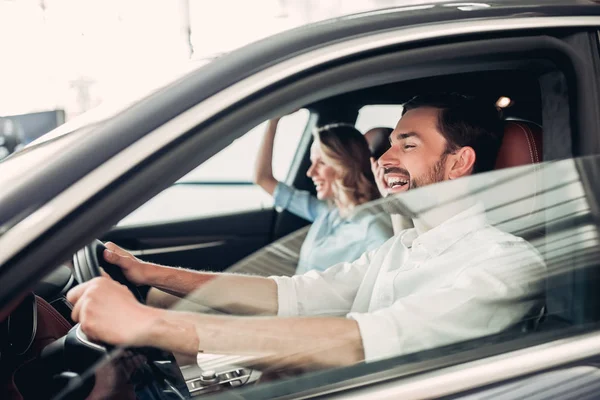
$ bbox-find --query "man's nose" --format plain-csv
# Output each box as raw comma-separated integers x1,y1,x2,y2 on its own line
378,147,395,168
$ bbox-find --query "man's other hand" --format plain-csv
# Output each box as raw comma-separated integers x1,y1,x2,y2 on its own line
66,277,157,346
103,242,153,286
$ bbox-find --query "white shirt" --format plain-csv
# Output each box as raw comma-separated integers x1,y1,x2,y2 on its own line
270,203,546,362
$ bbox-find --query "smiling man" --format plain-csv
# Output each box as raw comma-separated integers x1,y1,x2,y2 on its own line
67,94,546,371
374,94,503,196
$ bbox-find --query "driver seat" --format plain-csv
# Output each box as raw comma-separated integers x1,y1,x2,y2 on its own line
495,120,543,170
495,120,545,332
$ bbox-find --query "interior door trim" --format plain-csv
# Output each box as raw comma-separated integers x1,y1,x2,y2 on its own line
328,330,600,400
129,240,226,256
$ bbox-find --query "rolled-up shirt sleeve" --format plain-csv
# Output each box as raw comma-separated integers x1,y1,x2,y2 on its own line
273,182,329,223
349,242,546,362
270,250,374,317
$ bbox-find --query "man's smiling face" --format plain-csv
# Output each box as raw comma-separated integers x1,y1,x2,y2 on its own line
378,107,452,195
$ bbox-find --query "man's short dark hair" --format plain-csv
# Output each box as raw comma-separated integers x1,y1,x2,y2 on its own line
402,93,504,174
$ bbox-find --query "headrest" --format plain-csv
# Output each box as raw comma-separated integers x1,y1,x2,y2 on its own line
364,127,393,160
486,119,543,240
495,120,543,169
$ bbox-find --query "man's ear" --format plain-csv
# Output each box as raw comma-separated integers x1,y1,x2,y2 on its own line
447,146,476,180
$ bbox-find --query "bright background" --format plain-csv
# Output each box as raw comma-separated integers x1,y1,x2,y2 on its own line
0,0,418,120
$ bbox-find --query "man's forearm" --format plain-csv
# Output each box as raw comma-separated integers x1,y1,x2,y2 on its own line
144,265,279,315
141,308,365,370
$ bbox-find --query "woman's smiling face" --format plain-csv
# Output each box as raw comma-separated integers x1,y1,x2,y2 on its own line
306,141,337,200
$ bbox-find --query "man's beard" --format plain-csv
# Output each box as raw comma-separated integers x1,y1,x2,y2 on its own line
410,155,447,189
383,154,447,215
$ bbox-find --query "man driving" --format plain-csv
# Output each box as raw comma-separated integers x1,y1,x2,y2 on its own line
67,94,546,370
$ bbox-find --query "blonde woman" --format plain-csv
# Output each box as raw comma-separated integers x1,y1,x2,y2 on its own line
254,117,393,274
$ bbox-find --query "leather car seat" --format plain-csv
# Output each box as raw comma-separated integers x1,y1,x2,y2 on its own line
492,119,544,226
0,295,135,399
495,120,543,169
496,120,545,332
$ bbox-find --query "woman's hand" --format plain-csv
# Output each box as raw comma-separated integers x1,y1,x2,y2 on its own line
370,157,389,197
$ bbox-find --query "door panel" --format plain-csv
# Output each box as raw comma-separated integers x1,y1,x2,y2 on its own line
102,209,276,272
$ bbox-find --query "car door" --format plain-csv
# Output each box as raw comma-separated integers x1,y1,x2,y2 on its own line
101,110,313,271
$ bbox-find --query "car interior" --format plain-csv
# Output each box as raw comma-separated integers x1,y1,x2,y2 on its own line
3,29,600,399
100,71,545,273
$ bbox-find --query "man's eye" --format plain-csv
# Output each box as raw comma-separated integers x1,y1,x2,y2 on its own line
403,144,416,150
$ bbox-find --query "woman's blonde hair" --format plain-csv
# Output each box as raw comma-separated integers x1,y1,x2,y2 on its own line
314,123,381,209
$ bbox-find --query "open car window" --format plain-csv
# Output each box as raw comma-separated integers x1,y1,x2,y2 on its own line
141,153,597,396
117,110,310,227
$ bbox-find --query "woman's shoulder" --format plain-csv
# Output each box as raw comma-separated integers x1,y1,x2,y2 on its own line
350,207,394,236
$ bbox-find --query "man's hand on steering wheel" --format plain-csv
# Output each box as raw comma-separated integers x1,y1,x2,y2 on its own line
69,241,192,398
66,277,159,347
103,242,155,286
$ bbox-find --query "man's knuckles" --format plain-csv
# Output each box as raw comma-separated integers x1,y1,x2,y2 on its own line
105,242,133,258
105,250,136,269
76,278,125,304
80,317,123,344
66,285,83,304
87,276,113,291
79,312,98,335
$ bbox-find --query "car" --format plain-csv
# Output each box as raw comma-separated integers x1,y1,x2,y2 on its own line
2,1,600,399
0,117,25,160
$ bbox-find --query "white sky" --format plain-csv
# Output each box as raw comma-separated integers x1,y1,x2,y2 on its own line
0,0,422,118
0,0,190,117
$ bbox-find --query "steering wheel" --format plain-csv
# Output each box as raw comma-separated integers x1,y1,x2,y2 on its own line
72,240,190,399
73,240,145,303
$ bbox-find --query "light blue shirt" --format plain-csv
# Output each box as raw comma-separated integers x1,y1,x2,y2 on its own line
273,182,393,274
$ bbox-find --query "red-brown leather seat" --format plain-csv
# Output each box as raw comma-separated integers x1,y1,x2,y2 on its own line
1,296,136,399
495,119,545,332
495,120,543,169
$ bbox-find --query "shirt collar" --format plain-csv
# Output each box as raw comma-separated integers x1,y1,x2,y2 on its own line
401,203,487,257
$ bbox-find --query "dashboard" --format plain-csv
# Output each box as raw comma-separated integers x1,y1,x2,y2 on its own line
34,263,75,301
